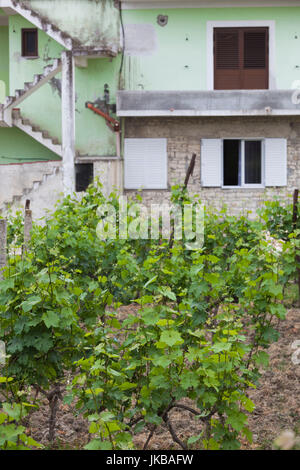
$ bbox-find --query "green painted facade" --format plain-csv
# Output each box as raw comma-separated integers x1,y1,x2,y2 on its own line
1,4,300,164
8,15,64,141
0,9,9,103
0,26,9,103
2,3,121,162
121,7,300,91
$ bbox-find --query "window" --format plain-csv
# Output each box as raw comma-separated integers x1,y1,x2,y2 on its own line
124,138,167,189
201,138,287,188
223,140,262,187
214,27,269,90
22,28,38,57
75,163,93,192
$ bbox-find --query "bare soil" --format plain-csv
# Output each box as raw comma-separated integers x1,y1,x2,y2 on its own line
25,308,300,450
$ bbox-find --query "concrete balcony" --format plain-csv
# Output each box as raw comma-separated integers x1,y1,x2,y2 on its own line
117,90,300,117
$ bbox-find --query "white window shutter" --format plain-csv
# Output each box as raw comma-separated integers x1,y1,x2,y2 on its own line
265,138,287,187
201,139,222,187
124,139,145,189
144,139,167,189
124,138,167,189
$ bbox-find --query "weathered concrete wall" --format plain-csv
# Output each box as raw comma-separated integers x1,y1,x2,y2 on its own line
0,160,62,216
13,163,63,221
0,158,122,218
94,158,123,196
117,90,300,116
8,14,120,159
24,0,120,50
124,116,300,215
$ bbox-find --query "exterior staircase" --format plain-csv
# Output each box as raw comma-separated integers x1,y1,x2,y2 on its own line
0,161,62,214
0,0,74,49
0,0,119,55
12,109,62,157
0,1,114,216
3,58,62,126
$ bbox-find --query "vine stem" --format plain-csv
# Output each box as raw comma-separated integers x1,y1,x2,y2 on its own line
162,414,187,450
143,401,175,450
34,384,62,442
143,425,157,450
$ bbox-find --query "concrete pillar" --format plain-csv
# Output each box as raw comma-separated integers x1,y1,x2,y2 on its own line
61,51,75,196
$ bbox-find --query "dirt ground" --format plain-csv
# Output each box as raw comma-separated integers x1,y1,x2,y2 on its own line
26,308,300,450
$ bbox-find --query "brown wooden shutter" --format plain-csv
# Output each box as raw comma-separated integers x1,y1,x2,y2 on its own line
242,29,269,89
214,28,241,90
214,27,268,90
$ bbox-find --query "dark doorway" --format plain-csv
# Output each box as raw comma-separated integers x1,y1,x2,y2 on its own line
75,163,94,192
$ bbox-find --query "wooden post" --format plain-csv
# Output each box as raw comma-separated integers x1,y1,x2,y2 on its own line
293,189,299,230
0,219,7,280
169,153,197,249
183,153,197,189
23,200,32,253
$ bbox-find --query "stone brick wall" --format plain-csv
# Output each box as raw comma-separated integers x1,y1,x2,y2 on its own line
124,116,300,216
93,158,123,197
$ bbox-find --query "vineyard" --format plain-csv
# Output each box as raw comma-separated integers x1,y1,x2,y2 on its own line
0,182,299,451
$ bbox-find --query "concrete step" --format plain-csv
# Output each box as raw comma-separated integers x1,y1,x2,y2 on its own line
1,163,62,213
5,59,62,113
12,111,62,157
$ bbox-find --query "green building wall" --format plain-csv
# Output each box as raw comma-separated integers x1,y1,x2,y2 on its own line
121,7,300,91
2,5,300,164
0,9,9,103
7,14,121,159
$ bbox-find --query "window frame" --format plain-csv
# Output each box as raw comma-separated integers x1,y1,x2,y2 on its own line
213,26,269,90
21,28,39,58
221,138,265,189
